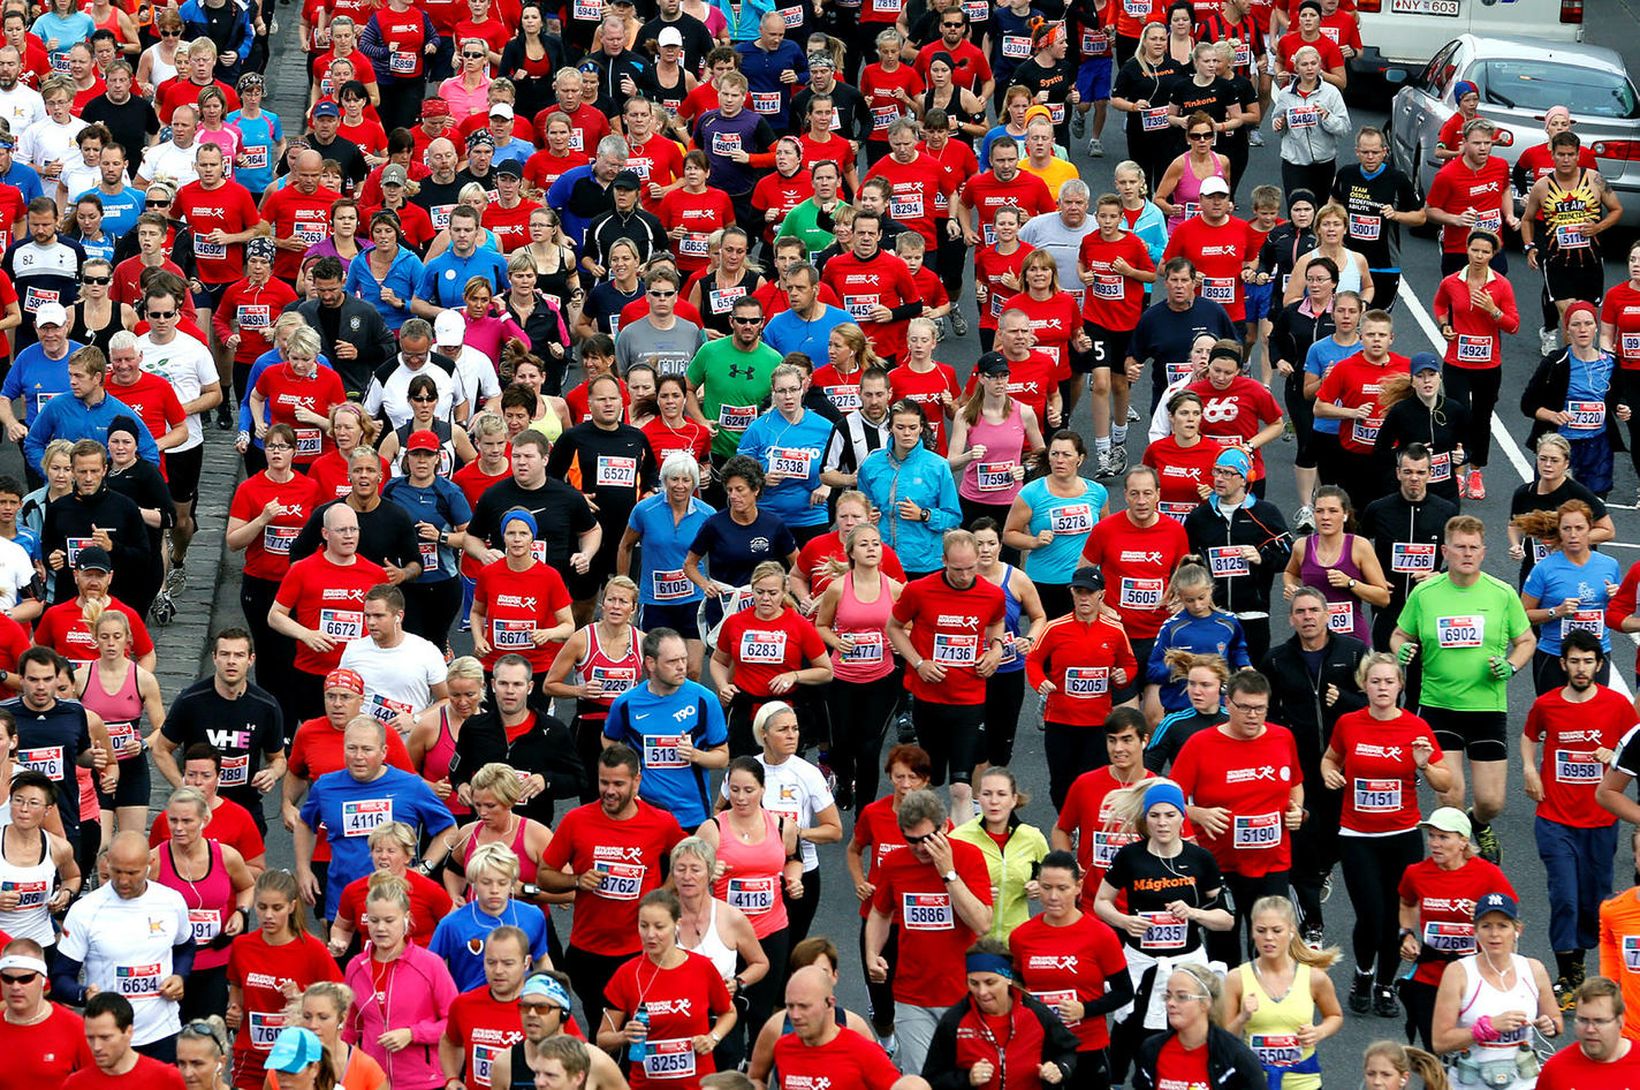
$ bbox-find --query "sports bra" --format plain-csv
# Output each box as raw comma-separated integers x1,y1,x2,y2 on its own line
680,897,738,984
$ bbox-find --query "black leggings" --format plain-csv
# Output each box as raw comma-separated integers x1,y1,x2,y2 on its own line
1044,722,1110,810
786,865,821,948
1400,977,1440,1050
1211,869,1290,964
938,230,967,303
1441,363,1502,468
181,963,229,1022
983,668,1027,767
1617,369,1640,481
399,577,462,651
1289,780,1341,932
1340,830,1424,986
242,574,299,743
1280,159,1336,205
826,671,900,815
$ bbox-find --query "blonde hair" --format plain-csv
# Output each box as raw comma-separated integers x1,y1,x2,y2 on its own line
1354,650,1402,690
1363,1041,1450,1090
465,841,521,885
366,821,417,855
470,762,524,807
752,701,797,747
1247,895,1341,969
1162,649,1231,684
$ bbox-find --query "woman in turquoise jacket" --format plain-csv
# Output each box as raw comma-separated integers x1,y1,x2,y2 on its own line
345,213,426,332
857,399,963,578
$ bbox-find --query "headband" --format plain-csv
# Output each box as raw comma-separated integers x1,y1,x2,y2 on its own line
519,973,574,1011
966,952,1015,979
1143,782,1187,816
1208,345,1242,365
502,508,539,536
1563,300,1598,331
0,955,48,974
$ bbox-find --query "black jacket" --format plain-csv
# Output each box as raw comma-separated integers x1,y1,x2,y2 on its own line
1260,631,1367,775
1520,347,1628,452
1360,489,1460,611
923,992,1082,1090
286,297,397,399
41,485,149,604
1182,496,1292,618
289,498,423,575
1373,396,1470,506
584,207,669,271
1268,298,1335,374
448,702,584,826
1132,1024,1266,1090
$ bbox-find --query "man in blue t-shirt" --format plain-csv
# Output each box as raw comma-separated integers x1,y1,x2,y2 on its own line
296,718,457,920
602,628,728,828
73,144,143,238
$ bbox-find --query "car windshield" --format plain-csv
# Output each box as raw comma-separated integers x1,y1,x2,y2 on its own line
1472,59,1640,119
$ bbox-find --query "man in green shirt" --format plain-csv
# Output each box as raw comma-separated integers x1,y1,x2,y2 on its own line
776,159,846,254
686,293,782,462
1391,513,1534,864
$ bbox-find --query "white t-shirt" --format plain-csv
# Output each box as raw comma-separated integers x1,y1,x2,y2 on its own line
720,753,835,871
17,115,86,173
138,140,200,190
338,631,448,739
0,534,34,609
137,331,216,450
0,85,45,135
362,359,458,431
57,881,191,1046
449,345,499,415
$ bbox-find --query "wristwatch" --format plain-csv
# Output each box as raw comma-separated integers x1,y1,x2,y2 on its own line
942,869,958,884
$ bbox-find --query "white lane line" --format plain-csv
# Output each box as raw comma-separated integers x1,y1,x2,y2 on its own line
1397,278,1636,699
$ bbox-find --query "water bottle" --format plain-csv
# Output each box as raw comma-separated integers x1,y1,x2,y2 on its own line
628,1008,650,1064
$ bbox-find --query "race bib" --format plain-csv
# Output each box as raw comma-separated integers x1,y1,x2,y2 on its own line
1141,107,1169,132
1051,503,1093,534
1429,450,1451,483
1201,276,1235,304
644,734,689,769
1063,666,1110,698
1138,910,1186,950
1423,920,1474,954
1165,360,1194,385
1566,400,1606,431
652,569,692,601
1092,829,1139,868
389,49,417,74
22,286,58,313
1081,28,1110,56
593,860,645,899
1232,811,1281,849
1250,1034,1303,1068
289,426,322,457
679,232,709,257
1288,106,1317,129
116,963,163,998
1032,988,1081,1026
1351,415,1382,445
1001,34,1031,59
871,0,902,11
66,535,92,567
1118,577,1163,610
194,237,227,259
718,403,756,431
1532,537,1550,564
976,461,1016,492
242,145,269,170
841,631,884,664
643,1040,697,1080
591,666,638,699
778,4,804,26
708,285,746,314
1,879,46,909
1561,609,1605,638
726,875,777,914
1326,599,1355,633
218,753,250,787
870,105,898,132
750,91,781,115
341,798,391,836
1349,213,1382,241
492,619,535,648
368,694,415,725
1158,500,1195,523
105,720,137,754
418,539,439,572
1391,542,1437,574
1093,274,1125,301
932,632,979,665
595,455,638,488
572,0,601,17
1621,332,1640,362
1473,208,1502,234
739,629,788,663
248,1010,285,1050
431,204,456,230
963,0,989,19
1047,101,1066,124
318,608,364,640
1555,749,1603,784
237,304,271,331
1353,777,1401,812
292,218,326,246
189,908,222,943
18,745,63,780
1624,934,1640,971
770,447,815,478
890,191,924,220
901,891,954,930
824,385,861,413
844,294,879,320
1435,614,1483,648
1455,335,1492,365
1123,0,1149,13
1207,546,1249,578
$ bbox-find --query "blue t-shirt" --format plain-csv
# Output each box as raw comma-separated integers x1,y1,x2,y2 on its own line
1015,475,1108,583
763,305,852,373
300,766,456,919
1562,351,1616,440
31,12,94,61
0,162,41,203
734,407,834,530
1304,337,1362,436
382,476,473,582
428,900,550,991
628,493,715,606
1521,549,1622,655
3,340,84,425
603,680,728,829
74,185,144,239
226,109,283,196
417,248,510,309
689,508,797,588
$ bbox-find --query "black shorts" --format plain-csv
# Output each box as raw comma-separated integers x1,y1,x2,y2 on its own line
1543,256,1604,305
914,699,984,787
1419,705,1509,763
192,281,231,310
96,750,152,809
640,601,703,640
1083,321,1131,375
165,444,205,506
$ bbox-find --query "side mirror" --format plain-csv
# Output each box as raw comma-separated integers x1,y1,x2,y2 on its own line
1385,68,1409,85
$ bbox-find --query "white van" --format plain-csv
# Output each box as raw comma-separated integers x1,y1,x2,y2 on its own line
1350,0,1583,85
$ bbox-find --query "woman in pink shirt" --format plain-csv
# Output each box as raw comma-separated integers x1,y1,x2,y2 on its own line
438,39,494,122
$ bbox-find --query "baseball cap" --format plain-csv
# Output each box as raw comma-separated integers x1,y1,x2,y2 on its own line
975,351,1010,376
658,27,684,48
494,159,522,179
266,1028,325,1075
612,169,642,190
381,164,408,187
1420,806,1472,839
1410,351,1441,375
1200,176,1231,197
434,310,466,344
34,302,67,328
421,98,452,119
489,102,515,119
1214,447,1251,478
324,668,365,695
1069,566,1105,592
74,545,112,572
312,101,340,119
406,429,441,453
1474,892,1519,922
1454,80,1479,103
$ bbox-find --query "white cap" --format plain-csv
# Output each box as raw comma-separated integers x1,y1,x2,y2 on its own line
1199,176,1231,197
658,26,683,47
489,102,514,119
34,302,67,327
434,309,466,344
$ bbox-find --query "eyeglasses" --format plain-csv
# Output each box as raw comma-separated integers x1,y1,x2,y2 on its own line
1189,131,1214,141
147,310,177,319
263,443,293,451
1229,700,1269,717
0,972,38,985
1576,1015,1619,1027
83,275,111,285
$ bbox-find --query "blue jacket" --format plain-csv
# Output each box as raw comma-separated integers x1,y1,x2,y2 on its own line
733,40,807,131
1145,609,1250,711
856,442,961,575
179,0,253,65
26,391,161,469
345,245,424,332
1129,201,1169,271
416,247,510,309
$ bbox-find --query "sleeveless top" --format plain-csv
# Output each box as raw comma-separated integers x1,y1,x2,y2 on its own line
533,247,579,312
391,418,459,480
462,817,539,885
1457,954,1541,1065
680,898,738,983
831,570,895,684
159,839,236,971
1239,961,1321,1090
1299,532,1369,644
993,565,1026,676
698,267,761,336
1544,169,1602,261
528,400,565,442
69,302,122,360
959,401,1027,504
144,43,179,87
79,660,143,762
573,624,642,722
923,86,984,131
711,809,789,939
1301,247,1363,295
1168,154,1227,231
424,707,469,818
0,827,57,944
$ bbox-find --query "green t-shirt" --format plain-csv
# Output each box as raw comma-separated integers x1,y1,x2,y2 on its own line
1396,571,1530,712
686,338,782,458
775,198,838,253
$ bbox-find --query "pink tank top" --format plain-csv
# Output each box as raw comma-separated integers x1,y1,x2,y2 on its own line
461,817,539,885
831,570,894,684
423,708,469,818
1169,153,1228,230
959,401,1027,504
574,624,643,720
712,809,789,938
80,661,143,760
159,839,235,971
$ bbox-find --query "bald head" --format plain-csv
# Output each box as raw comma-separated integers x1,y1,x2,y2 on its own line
109,830,148,867
324,503,359,532
784,965,837,1042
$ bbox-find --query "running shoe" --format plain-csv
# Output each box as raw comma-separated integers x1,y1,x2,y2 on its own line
1467,468,1486,500
1292,505,1315,532
1541,327,1560,357
1374,987,1400,1018
1087,137,1104,157
1348,973,1372,1015
1471,813,1501,864
951,308,969,337
1071,109,1085,139
164,565,187,596
1249,129,1264,147
1106,444,1128,475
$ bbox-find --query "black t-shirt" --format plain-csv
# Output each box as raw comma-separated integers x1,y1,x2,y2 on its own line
1331,163,1421,272
637,14,714,77
1103,840,1224,955
1161,75,1236,126
545,422,657,538
1509,477,1608,584
689,508,797,588
289,499,422,572
1009,57,1077,115
792,81,871,142
468,476,599,574
412,176,467,220
79,95,160,179
6,697,91,841
160,677,285,819
1143,708,1227,773
306,133,368,193
582,281,642,336
457,167,499,204
1113,59,1185,137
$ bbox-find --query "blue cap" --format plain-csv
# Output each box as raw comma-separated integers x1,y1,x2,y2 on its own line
1214,447,1252,478
247,237,277,263
266,1027,324,1074
502,507,538,537
1410,351,1441,375
519,974,574,1011
1143,782,1187,816
1454,80,1478,103
312,101,341,119
1475,892,1519,922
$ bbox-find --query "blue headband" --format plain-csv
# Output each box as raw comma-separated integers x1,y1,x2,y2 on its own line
1144,782,1187,816
502,508,538,536
966,952,1015,980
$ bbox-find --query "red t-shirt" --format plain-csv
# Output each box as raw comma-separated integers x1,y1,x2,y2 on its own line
259,184,345,280
0,1002,93,1087
913,39,993,92
338,116,388,157
0,611,27,675
471,558,574,673
1142,436,1218,523
227,930,343,1088
858,63,923,140
973,242,1035,331
1424,155,1512,254
626,135,683,204
1328,708,1444,835
1153,1036,1211,1090
865,152,950,249
483,198,542,253
1080,512,1192,638
604,951,734,1090
1010,912,1129,1051
214,277,300,365
891,572,1006,704
798,133,855,179
453,459,512,579
539,799,686,956
334,869,451,947
113,256,195,320
751,170,814,242
1398,856,1517,985
232,471,325,583
64,1055,186,1090
715,606,826,699
641,415,711,468
35,597,153,666
1024,615,1139,726
1601,281,1640,371
252,365,348,465
1079,230,1155,332
523,148,589,193
272,552,388,674
772,1028,902,1090
795,531,905,597
532,103,610,157
959,351,1057,434
149,796,267,864
1163,215,1257,320
823,250,921,363
1314,351,1410,455
1184,375,1283,480
658,186,737,276
1170,724,1301,876
1056,766,1159,901
444,986,525,1089
1536,1040,1640,1089
869,837,993,1006
1524,685,1637,828
155,77,239,122
959,171,1054,245
1275,30,1345,73
173,178,262,283
107,372,187,455
888,361,961,454
1001,290,1080,382
369,7,432,78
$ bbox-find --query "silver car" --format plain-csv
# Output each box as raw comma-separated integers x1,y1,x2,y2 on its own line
1387,34,1640,225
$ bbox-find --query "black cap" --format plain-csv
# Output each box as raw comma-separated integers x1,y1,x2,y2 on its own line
494,159,522,179
975,351,1010,376
75,545,112,572
612,169,642,191
1069,566,1105,592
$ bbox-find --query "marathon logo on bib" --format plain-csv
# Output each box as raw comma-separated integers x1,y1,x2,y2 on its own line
1093,274,1125,301
318,608,364,640
1250,1034,1302,1067
593,859,646,899
1566,400,1606,431
1473,208,1502,234
1064,666,1109,698
1138,910,1186,950
1051,503,1093,533
1625,934,1640,971
248,1010,286,1049
643,1039,697,1080
1288,106,1317,128
778,4,804,26
1232,811,1281,849
595,455,638,488
1118,577,1163,609
1092,828,1139,867
389,50,418,74
932,632,979,665
718,403,756,431
708,285,746,314
644,734,689,769
976,461,1015,492
1351,415,1382,445
1455,335,1492,364
1353,777,1401,812
726,875,777,914
18,745,64,780
591,666,637,698
1428,450,1451,483
679,232,709,258
238,304,271,330
23,286,59,313
218,753,249,787
1081,28,1110,55
771,447,816,477
1,879,46,909
1002,34,1031,59
1622,332,1640,361
902,892,954,930
653,569,692,601
1141,108,1170,132
116,963,163,998
824,385,861,412
189,908,222,943
293,427,323,457
750,91,781,115
1435,614,1483,648
1201,276,1235,304
1158,500,1195,523
341,798,392,836
1561,609,1604,639
195,237,227,259
870,104,899,131
1348,213,1381,241
368,694,415,725
1555,749,1602,784
1207,546,1249,578
740,629,788,663
844,294,880,320
1326,600,1354,633
1391,542,1437,574
493,619,535,648
1423,920,1474,954
841,631,884,664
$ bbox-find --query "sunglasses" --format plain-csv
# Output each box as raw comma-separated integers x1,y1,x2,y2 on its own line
942,20,964,27
160,28,181,36
409,394,439,402
147,310,177,319
147,197,170,206
730,315,761,324
463,51,486,59
1189,131,1214,141
0,971,38,985
648,289,676,298
83,275,111,285
904,831,937,845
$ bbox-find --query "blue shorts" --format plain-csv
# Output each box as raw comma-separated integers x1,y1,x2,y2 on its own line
1076,57,1113,103
1244,281,1274,323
